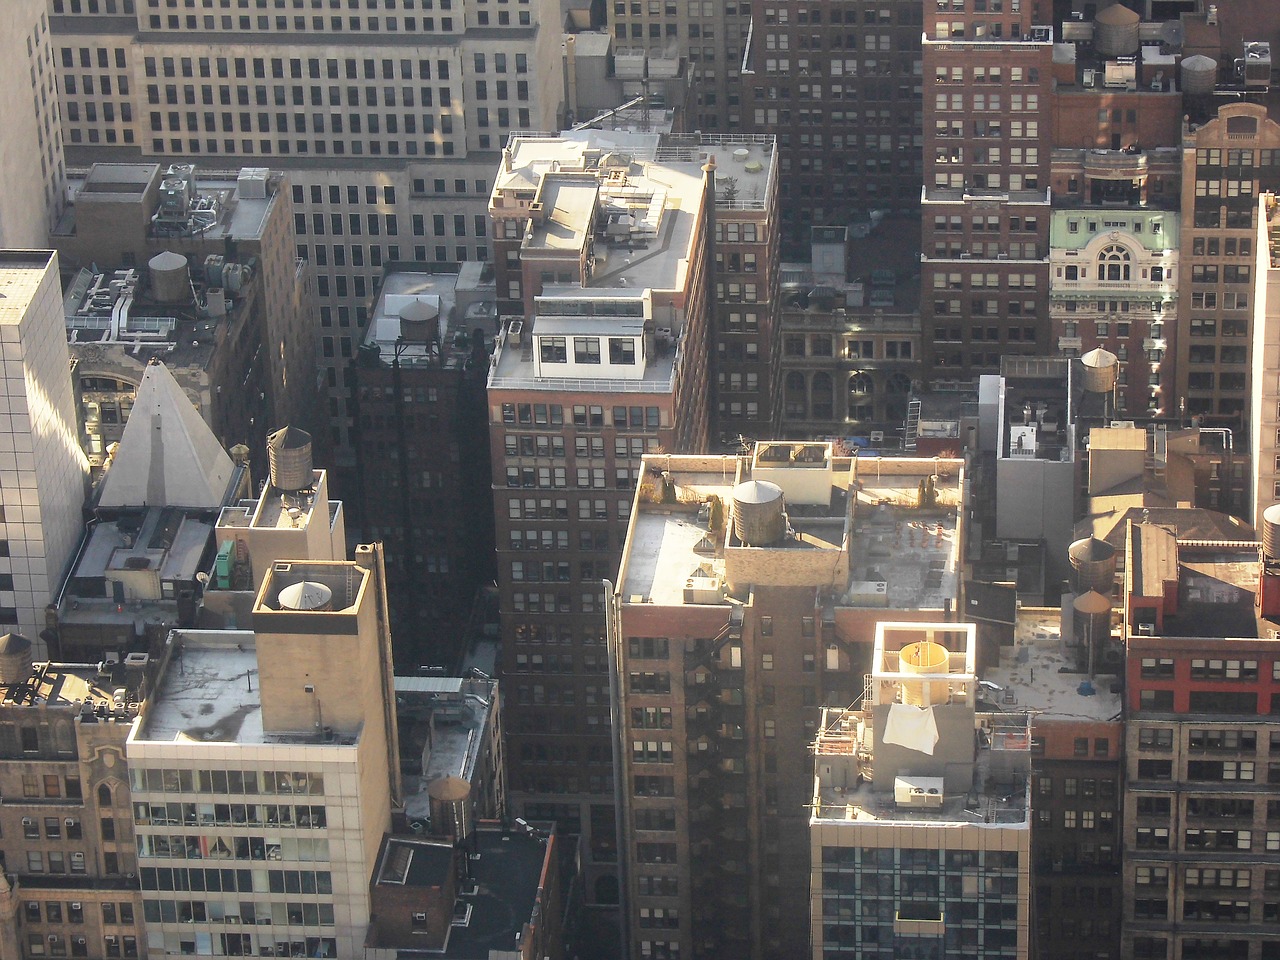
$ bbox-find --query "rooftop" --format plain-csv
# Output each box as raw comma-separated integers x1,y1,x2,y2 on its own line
218,469,328,535
394,677,498,823
0,657,146,724
811,709,1031,827
1131,533,1272,639
982,608,1122,722
489,130,776,392
995,358,1077,463
133,630,358,747
59,161,277,241
133,631,265,744
362,265,498,370
60,507,213,627
620,449,962,610
0,250,57,324
369,827,554,959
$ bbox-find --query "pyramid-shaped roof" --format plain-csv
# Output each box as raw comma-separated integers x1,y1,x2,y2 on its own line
97,360,235,510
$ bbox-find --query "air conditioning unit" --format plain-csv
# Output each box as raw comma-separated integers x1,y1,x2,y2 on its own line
65,818,76,826
870,431,885,443
893,776,945,808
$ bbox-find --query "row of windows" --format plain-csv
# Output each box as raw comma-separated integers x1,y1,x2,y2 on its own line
139,866,329,894
136,834,330,862
500,404,663,430
130,769,323,796
510,591,606,614
134,802,327,829
507,497,631,521
822,847,1021,870
1137,726,1280,752
1140,656,1274,679
510,652,608,673
26,934,136,959
147,134,459,157
146,8,474,29
933,119,1040,139
1136,866,1280,889
504,467,640,490
1134,826,1280,850
24,901,133,925
1041,809,1114,830
505,435,657,460
143,898,333,926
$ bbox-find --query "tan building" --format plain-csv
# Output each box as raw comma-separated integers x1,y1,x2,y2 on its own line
211,427,345,595
1252,191,1280,527
809,621,1032,960
125,548,400,960
0,252,91,658
0,638,148,960
610,444,966,960
1177,102,1280,425
0,0,66,248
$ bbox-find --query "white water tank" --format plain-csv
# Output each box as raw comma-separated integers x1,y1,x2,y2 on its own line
277,580,333,611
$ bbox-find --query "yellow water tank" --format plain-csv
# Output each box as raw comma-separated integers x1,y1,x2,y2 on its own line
898,640,951,706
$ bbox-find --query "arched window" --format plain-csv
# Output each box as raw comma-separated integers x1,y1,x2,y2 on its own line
848,373,873,396
886,372,913,394
98,783,113,807
1098,244,1131,281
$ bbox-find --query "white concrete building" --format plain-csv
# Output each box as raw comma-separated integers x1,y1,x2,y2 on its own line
126,550,400,960
0,251,90,656
0,0,66,247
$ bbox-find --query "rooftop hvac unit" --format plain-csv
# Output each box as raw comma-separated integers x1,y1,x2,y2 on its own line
683,575,723,604
893,776,945,809
870,431,885,444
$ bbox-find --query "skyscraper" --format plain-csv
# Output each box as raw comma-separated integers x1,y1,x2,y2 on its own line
0,0,66,248
0,251,90,657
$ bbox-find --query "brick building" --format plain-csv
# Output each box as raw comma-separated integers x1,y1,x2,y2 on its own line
485,127,780,902
610,445,966,960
